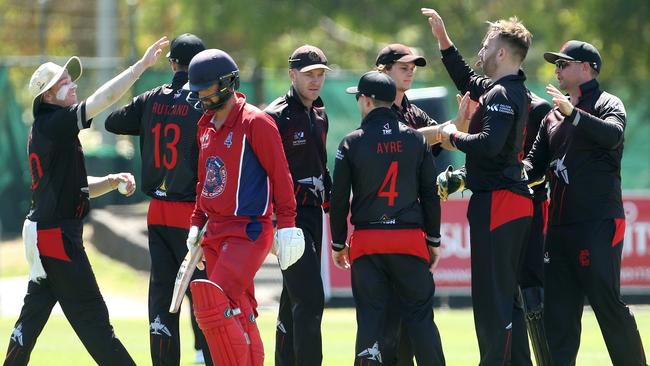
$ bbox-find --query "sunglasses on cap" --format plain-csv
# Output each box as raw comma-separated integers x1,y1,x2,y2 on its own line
554,60,583,70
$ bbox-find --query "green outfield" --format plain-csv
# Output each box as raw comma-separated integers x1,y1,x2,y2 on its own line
1,306,649,365
1,238,649,365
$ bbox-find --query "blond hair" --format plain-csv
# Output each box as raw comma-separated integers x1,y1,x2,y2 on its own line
485,17,532,62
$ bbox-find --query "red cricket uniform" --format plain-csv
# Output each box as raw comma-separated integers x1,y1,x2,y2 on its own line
190,92,296,304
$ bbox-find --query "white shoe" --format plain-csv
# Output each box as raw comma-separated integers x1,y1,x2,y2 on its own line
194,349,205,364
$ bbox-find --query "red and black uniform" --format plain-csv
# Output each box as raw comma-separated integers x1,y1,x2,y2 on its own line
442,45,533,366
525,79,646,365
384,95,441,366
264,87,330,366
4,102,135,366
330,107,445,366
104,71,212,366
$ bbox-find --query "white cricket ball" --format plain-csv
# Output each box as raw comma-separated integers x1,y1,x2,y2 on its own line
117,181,129,195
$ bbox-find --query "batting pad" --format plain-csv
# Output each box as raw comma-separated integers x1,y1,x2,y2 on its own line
190,279,251,366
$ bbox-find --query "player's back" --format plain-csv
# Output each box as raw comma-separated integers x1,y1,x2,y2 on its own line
340,107,433,231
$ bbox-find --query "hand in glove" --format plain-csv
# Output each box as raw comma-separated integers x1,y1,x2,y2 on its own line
273,227,305,270
436,165,465,201
186,225,205,270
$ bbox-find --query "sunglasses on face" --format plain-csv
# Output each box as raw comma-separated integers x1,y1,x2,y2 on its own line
355,93,365,101
555,60,583,70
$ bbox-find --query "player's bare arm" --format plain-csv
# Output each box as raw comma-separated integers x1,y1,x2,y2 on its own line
85,36,169,119
87,172,136,198
421,8,453,50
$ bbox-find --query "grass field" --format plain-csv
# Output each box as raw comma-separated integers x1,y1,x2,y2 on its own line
1,237,649,365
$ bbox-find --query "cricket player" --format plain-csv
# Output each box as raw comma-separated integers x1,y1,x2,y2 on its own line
422,8,534,365
184,48,303,366
4,37,169,366
104,33,213,366
330,70,445,366
525,40,647,366
265,44,332,366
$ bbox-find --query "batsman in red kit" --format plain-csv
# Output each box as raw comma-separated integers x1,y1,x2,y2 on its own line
183,49,303,366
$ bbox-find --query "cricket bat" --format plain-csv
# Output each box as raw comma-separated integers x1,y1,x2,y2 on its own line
169,224,207,313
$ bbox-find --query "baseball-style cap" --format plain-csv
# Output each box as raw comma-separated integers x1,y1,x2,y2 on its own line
289,45,331,72
543,40,602,73
346,71,396,103
376,43,426,67
28,56,82,118
166,33,206,66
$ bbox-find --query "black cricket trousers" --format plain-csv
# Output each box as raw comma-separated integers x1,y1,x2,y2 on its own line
275,206,325,366
352,253,445,366
544,218,647,366
468,190,533,366
3,220,134,366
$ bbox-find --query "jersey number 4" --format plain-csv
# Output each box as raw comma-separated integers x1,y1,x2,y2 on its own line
151,123,180,169
378,161,399,206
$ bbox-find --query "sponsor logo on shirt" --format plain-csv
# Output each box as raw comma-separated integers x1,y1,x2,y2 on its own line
486,103,514,115
200,131,210,149
202,156,227,199
224,131,233,148
335,149,344,160
371,215,396,225
293,131,306,146
382,123,392,135
154,179,167,197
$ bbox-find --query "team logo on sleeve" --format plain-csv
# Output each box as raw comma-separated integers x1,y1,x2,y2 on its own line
202,156,227,199
486,103,514,115
335,149,344,160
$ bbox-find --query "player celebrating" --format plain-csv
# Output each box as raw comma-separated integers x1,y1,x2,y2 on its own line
184,49,303,366
525,40,647,365
104,33,213,366
422,8,534,365
4,37,168,366
330,71,445,366
264,44,332,366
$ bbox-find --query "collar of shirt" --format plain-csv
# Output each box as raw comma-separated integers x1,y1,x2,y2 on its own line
576,79,600,101
171,71,189,90
197,92,247,129
360,107,398,127
392,94,412,115
489,69,527,88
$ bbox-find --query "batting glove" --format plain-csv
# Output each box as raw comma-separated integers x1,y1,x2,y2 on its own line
186,226,200,251
436,165,465,201
273,227,305,271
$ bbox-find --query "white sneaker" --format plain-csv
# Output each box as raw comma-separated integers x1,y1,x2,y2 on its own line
194,349,205,364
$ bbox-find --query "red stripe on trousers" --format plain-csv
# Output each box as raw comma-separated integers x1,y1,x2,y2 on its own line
612,218,625,247
489,190,533,231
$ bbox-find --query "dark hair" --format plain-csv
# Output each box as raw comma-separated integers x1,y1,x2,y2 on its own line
485,17,532,62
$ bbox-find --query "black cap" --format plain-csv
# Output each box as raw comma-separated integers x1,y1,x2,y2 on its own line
166,33,206,66
376,43,426,67
346,71,396,102
544,40,602,73
289,45,331,72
